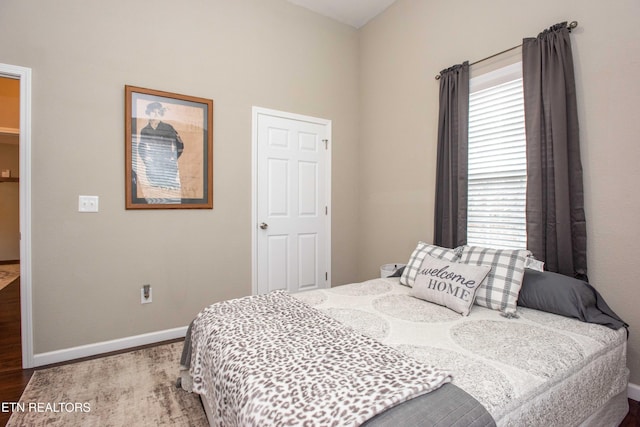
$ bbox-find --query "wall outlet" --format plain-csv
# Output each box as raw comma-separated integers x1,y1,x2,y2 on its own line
78,195,99,213
141,284,152,304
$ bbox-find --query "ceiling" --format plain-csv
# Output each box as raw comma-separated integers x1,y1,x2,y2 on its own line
287,0,397,29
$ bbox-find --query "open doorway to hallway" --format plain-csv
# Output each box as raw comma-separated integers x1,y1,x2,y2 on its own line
0,75,22,372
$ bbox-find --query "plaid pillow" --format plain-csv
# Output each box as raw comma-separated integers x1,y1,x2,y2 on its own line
459,246,532,314
400,242,462,287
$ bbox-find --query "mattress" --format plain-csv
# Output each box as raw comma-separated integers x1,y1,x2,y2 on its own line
291,277,629,427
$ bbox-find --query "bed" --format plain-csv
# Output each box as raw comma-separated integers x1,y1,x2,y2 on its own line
180,243,629,426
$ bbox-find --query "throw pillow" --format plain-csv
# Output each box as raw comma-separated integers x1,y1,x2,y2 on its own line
525,256,545,272
400,242,462,287
411,255,490,316
459,246,531,315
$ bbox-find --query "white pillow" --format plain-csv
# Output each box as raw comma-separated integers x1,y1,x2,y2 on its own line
459,246,532,315
525,256,545,271
400,242,461,287
411,255,490,316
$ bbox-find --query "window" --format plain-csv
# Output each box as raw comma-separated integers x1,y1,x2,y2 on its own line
467,62,527,250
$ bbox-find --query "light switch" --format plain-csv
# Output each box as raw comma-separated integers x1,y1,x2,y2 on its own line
78,195,99,213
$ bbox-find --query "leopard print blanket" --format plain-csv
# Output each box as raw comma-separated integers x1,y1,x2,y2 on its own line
188,290,451,427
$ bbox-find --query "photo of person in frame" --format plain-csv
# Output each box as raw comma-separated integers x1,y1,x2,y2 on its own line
137,101,185,202
126,85,213,209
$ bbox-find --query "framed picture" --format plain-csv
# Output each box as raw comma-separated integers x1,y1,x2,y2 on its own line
125,85,213,209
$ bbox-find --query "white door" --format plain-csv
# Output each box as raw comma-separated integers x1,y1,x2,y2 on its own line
253,108,331,295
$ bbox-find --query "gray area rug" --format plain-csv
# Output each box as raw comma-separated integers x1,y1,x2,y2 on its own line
7,341,208,426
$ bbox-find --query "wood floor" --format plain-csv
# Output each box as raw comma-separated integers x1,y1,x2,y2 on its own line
1,274,638,426
0,278,21,375
621,398,640,427
0,277,28,427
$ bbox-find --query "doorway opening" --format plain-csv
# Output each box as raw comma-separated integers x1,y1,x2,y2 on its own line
0,75,21,371
0,63,33,369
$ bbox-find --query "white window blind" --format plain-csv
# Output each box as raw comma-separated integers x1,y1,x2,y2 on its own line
467,63,527,250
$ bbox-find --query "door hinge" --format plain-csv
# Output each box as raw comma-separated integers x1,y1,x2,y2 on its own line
325,272,328,281
323,139,328,149
325,206,328,215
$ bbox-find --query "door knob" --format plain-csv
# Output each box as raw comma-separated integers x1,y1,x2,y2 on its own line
259,222,269,230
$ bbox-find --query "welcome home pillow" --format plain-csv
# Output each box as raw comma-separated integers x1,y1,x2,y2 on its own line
400,242,462,287
411,255,490,316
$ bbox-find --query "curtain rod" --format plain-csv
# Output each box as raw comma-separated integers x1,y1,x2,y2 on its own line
434,21,578,80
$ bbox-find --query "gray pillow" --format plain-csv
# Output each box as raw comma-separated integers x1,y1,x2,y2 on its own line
388,266,405,277
518,269,627,330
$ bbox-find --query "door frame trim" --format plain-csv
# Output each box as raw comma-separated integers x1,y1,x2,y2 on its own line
251,106,332,295
0,62,34,368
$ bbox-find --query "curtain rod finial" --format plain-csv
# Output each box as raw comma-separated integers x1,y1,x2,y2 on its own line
569,21,578,30
435,74,441,80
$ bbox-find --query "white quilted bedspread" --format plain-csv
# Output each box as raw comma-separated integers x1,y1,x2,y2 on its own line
292,278,629,427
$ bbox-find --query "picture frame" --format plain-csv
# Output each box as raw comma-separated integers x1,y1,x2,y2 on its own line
125,85,213,209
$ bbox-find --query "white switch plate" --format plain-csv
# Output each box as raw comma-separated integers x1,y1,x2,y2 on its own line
78,195,99,212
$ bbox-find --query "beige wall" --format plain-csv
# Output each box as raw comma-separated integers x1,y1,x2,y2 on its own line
359,0,640,384
0,0,360,353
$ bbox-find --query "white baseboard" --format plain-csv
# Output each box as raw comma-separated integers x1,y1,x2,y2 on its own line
32,326,188,367
629,382,640,402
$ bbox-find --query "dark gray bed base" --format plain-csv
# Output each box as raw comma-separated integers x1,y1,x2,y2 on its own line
362,382,495,427
179,323,495,427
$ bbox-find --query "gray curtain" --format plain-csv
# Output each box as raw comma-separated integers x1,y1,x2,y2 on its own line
522,23,587,279
434,62,469,248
